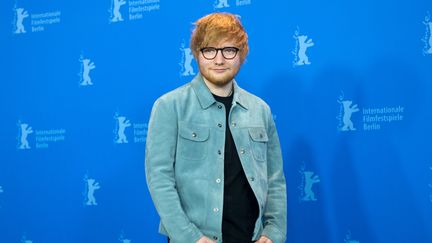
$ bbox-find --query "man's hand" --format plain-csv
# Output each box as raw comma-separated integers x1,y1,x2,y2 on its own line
255,236,273,243
196,236,216,243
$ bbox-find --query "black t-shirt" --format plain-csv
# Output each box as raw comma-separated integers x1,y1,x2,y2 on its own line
213,92,259,243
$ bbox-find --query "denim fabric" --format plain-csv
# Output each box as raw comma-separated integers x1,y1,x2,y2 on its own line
145,74,287,243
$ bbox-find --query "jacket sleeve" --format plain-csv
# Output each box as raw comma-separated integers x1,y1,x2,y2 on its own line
261,109,287,243
145,97,204,243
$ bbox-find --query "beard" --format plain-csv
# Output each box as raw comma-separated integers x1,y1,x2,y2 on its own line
199,66,239,87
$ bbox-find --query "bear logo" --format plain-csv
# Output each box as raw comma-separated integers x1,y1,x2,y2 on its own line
111,0,126,22
339,100,359,131
423,15,432,54
295,35,314,65
345,231,360,243
214,0,229,8
115,116,131,144
14,8,29,34
86,178,100,206
302,171,320,201
180,47,195,76
80,58,96,86
18,123,33,149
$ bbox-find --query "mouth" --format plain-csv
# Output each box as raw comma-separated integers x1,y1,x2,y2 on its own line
211,68,228,73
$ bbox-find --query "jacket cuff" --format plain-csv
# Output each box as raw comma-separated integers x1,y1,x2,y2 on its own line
261,224,286,243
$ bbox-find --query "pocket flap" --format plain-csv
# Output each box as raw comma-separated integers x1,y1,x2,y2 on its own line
248,127,268,142
179,123,210,142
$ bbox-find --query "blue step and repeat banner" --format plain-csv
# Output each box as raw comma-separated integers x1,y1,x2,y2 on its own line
1,0,432,242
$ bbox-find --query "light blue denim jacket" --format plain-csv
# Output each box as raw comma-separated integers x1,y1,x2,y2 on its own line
145,74,286,243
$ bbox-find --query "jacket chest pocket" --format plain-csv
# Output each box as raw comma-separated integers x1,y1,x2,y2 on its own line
248,127,268,161
178,124,210,160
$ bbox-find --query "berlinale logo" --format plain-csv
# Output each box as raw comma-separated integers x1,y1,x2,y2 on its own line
113,112,148,144
298,162,320,202
179,41,196,77
83,175,101,206
13,5,29,34
109,0,160,22
79,54,96,86
344,230,360,243
423,12,432,55
214,0,229,8
114,113,132,144
337,91,359,132
118,232,132,243
429,165,432,204
12,3,61,33
20,235,33,243
110,0,127,23
17,121,33,149
292,27,314,66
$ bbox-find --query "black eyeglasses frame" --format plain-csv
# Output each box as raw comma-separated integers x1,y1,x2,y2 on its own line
200,47,240,60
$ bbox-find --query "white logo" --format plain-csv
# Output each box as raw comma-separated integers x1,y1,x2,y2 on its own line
119,232,132,243
0,185,3,209
423,13,432,55
301,171,320,201
214,0,230,8
336,91,405,132
120,238,131,243
114,114,131,143
110,0,127,22
112,113,147,144
236,0,251,6
17,121,33,149
16,120,66,149
14,7,29,34
79,55,96,86
84,177,101,206
180,42,195,76
12,5,61,34
337,92,359,131
299,163,320,202
293,28,314,66
129,0,161,20
21,235,33,243
344,231,360,243
429,166,432,203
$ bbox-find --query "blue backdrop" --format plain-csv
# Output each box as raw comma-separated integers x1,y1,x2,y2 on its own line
1,0,432,242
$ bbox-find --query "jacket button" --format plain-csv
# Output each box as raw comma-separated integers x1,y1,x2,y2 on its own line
216,178,221,183
213,207,219,212
217,150,222,155
192,132,197,137
250,177,255,181
218,123,222,128
240,149,245,154
213,236,218,240
231,122,236,127
218,105,222,109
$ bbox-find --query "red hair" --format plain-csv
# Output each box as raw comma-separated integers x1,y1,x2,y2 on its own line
190,12,249,63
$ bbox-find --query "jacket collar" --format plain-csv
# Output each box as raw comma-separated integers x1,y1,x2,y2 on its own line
190,73,248,110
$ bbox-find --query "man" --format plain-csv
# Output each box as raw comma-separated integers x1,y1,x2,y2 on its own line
145,12,286,243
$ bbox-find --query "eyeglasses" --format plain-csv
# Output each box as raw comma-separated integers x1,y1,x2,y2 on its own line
200,47,240,60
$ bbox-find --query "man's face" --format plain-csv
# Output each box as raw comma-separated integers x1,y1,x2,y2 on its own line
197,40,241,87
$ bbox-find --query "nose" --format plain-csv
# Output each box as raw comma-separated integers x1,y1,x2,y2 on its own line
214,50,225,65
